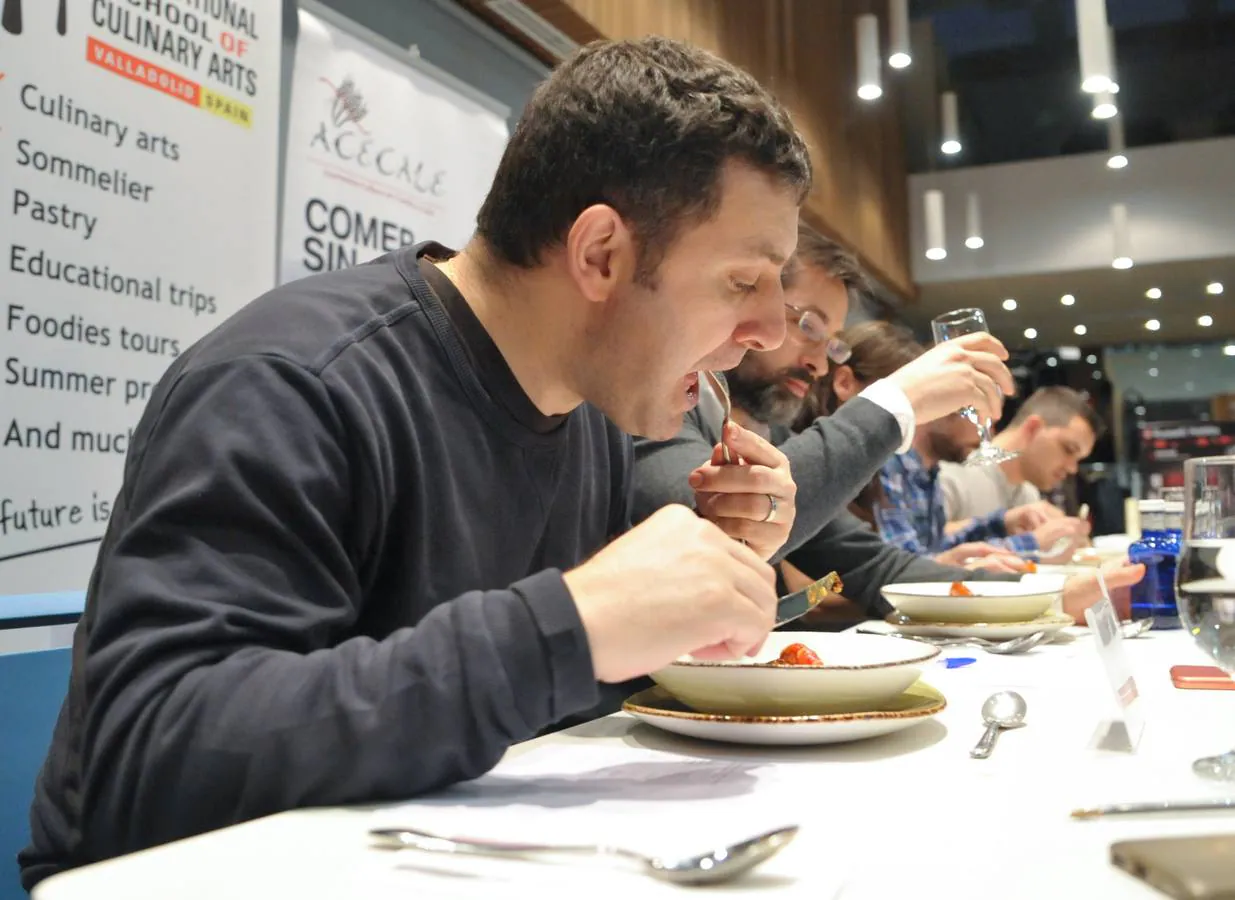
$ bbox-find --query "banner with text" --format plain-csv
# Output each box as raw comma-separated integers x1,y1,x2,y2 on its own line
0,0,283,596
280,9,509,284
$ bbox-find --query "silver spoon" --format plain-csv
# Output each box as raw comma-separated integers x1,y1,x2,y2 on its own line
863,629,1046,654
369,824,798,886
970,691,1028,759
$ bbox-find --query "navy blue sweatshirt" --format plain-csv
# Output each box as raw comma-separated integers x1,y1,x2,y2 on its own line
20,244,625,887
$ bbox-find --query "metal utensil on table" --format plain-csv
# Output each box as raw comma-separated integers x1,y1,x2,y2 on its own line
1020,536,1073,561
969,691,1027,759
1121,617,1154,639
776,571,843,627
369,824,798,886
1071,798,1235,819
859,627,1047,655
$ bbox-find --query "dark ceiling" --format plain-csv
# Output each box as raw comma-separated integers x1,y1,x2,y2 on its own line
905,0,1235,172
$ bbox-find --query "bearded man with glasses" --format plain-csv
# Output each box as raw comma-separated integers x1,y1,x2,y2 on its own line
633,222,1109,620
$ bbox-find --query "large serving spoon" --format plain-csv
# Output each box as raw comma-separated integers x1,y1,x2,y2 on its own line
370,824,798,886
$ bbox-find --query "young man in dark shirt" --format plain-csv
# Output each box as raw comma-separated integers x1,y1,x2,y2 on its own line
22,37,812,887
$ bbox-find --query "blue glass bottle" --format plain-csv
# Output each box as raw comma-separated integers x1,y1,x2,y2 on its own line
1128,499,1181,628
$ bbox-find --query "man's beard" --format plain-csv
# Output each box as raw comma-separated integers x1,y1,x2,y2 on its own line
927,428,973,464
727,365,814,427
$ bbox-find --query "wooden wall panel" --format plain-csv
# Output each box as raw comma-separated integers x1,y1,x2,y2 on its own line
455,0,913,300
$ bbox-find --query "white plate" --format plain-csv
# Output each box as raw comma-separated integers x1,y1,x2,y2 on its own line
886,613,1075,639
880,580,1060,624
624,683,946,746
649,632,938,716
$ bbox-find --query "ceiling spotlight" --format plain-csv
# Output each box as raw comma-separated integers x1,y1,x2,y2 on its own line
1023,327,1038,339
1074,324,1088,336
1002,298,1018,311
1135,405,1146,416
1149,367,1159,377
1092,96,1118,119
1112,257,1133,270
1061,294,1076,306
1046,357,1059,368
1192,348,1204,358
1145,287,1162,300
1208,282,1225,295
1107,154,1128,169
856,15,883,101
1225,345,1235,357
1145,319,1161,331
888,0,911,69
1086,354,1098,364
889,52,911,69
1199,315,1214,327
965,236,985,250
1093,370,1103,379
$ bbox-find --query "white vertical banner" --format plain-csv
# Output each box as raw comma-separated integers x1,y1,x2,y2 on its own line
280,7,510,285
0,0,283,596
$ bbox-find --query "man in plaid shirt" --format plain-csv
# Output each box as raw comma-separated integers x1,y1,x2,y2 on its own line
875,413,1087,560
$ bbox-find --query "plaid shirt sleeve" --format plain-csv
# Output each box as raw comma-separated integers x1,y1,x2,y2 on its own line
937,510,1040,553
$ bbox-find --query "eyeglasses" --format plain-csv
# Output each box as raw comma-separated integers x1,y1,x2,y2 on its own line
785,304,852,364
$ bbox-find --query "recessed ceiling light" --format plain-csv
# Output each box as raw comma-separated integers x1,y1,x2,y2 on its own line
1145,288,1162,300
1150,351,1160,361
1093,370,1103,379
1149,367,1159,377
1208,282,1225,295
1199,315,1214,327
1002,298,1018,311
1192,348,1204,358
1145,319,1161,331
1225,345,1235,357
1060,294,1076,306
1135,405,1146,416
1086,354,1098,364
1186,381,1196,391
1046,357,1058,368
1074,324,1087,335
1023,327,1038,339
1112,256,1134,270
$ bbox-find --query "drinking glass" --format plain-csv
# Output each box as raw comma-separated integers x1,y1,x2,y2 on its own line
1176,455,1235,781
930,308,1018,467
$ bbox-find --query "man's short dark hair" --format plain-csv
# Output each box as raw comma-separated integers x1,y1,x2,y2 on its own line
1010,386,1107,440
475,37,812,283
782,222,872,302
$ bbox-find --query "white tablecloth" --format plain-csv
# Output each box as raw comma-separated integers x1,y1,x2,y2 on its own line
34,628,1235,900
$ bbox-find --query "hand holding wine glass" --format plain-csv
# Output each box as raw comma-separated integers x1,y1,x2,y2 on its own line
1176,455,1235,781
930,308,1018,467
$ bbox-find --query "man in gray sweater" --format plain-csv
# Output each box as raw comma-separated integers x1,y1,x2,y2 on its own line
633,226,1144,620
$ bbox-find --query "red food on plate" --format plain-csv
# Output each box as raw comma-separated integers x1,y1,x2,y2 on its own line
774,642,823,666
949,581,974,597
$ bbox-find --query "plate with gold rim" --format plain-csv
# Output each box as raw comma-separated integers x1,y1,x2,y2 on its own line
886,613,1075,640
622,683,945,746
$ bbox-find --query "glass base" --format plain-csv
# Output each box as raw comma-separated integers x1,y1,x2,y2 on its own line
1193,751,1235,781
964,444,1020,467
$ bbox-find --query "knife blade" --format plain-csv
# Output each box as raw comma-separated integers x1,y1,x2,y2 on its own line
1072,798,1235,819
775,571,842,627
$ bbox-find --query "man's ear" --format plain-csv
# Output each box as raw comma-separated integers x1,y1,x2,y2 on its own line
563,205,636,304
1021,414,1045,440
831,364,859,402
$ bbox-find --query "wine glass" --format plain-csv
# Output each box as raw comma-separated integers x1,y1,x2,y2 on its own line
929,308,1018,467
1176,455,1235,781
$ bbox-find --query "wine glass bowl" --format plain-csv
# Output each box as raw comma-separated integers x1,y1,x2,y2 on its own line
1176,456,1235,781
929,308,1018,468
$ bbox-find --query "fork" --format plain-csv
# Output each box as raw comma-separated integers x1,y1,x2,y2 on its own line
702,370,736,463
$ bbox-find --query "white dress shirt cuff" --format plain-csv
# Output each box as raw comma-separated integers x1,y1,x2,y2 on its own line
858,379,915,454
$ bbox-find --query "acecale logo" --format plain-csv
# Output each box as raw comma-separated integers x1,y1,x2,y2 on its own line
320,75,369,134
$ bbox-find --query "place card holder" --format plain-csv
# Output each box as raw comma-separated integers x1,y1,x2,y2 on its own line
1084,596,1145,753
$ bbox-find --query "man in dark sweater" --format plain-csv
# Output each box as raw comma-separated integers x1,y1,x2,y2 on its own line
22,37,813,887
634,230,1145,620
